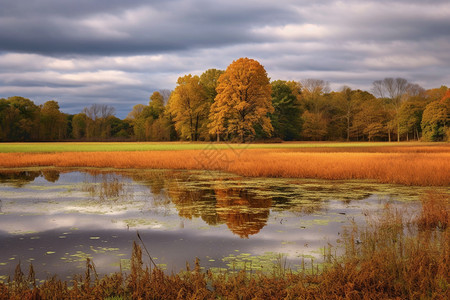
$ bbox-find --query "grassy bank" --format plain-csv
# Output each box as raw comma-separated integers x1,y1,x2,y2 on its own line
0,141,447,153
1,192,448,299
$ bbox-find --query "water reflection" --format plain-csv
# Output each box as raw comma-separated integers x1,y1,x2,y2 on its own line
214,187,271,238
0,170,41,187
82,173,126,201
0,169,425,280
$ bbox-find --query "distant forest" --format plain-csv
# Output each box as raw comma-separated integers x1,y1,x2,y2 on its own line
1,58,449,142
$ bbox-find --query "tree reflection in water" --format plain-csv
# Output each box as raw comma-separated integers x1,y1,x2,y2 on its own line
0,170,41,187
42,170,60,182
0,169,367,238
214,186,271,238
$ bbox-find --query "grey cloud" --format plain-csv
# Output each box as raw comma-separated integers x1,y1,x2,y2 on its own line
0,0,297,55
0,0,449,118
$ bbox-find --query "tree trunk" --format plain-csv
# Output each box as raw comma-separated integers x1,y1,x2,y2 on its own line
194,114,199,141
346,115,350,142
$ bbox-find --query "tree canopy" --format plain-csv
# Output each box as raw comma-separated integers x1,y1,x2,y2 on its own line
209,58,274,142
1,59,448,143
168,74,209,141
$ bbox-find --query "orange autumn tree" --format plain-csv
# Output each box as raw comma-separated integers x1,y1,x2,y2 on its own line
209,58,274,142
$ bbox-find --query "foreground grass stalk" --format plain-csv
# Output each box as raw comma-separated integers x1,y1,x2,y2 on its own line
1,192,448,299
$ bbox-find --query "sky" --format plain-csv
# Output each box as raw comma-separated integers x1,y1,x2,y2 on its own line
0,0,449,118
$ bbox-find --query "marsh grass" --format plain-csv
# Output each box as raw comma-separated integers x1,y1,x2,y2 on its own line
418,191,449,230
1,192,448,299
0,146,449,185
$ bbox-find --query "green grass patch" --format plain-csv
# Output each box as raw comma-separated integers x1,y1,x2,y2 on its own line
0,141,432,153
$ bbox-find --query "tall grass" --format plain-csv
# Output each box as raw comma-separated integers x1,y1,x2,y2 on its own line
1,192,448,299
418,191,449,230
0,148,449,185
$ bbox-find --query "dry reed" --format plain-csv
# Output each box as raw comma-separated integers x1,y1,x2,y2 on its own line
0,146,449,185
418,191,449,230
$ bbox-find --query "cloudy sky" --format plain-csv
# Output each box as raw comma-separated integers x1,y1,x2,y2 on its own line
1,0,449,118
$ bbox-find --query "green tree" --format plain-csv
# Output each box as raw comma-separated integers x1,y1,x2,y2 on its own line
149,91,165,119
1,96,39,141
0,98,9,140
270,80,302,140
421,95,449,141
397,99,426,141
199,69,224,103
72,113,87,140
209,58,273,142
127,104,147,141
40,100,67,140
372,78,424,141
107,116,131,139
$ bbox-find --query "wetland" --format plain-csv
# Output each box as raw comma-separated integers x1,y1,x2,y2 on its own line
0,168,431,282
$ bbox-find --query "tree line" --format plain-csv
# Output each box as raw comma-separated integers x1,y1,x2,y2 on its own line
1,58,449,142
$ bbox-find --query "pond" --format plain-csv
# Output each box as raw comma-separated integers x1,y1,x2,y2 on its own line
0,168,426,282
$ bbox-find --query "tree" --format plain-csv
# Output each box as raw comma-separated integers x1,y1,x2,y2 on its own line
209,58,274,142
331,88,376,141
270,80,302,140
127,104,146,120
421,93,450,141
301,111,327,140
40,100,67,140
372,78,424,141
168,74,209,141
337,87,354,141
0,98,10,140
127,104,147,141
82,104,116,139
353,97,388,141
145,91,172,141
0,96,39,141
397,99,426,141
72,113,87,139
300,79,330,113
149,91,165,119
107,116,131,138
426,86,448,102
158,89,172,105
199,69,224,103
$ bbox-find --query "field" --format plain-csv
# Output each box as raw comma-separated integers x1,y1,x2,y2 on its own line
0,142,449,186
0,141,445,153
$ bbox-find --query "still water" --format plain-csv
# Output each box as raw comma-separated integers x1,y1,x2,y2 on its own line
0,169,424,281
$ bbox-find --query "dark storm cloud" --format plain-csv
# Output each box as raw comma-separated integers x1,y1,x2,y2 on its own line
0,0,449,117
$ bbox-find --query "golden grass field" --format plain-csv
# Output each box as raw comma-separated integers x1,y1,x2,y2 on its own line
0,143,449,186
